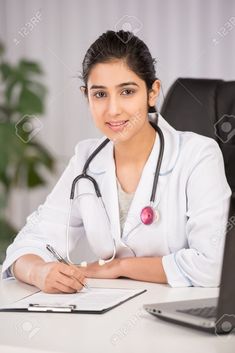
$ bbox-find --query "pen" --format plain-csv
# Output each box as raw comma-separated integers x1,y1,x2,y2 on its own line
46,244,89,290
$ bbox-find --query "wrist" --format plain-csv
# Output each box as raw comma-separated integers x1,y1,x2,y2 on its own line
117,257,127,277
29,260,45,287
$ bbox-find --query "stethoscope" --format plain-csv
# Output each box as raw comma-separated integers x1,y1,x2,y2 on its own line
66,119,164,267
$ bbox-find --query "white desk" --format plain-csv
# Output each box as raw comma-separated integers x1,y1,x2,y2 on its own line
0,274,234,353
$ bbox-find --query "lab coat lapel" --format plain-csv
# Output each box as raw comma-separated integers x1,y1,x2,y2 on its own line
122,114,181,238
88,139,121,241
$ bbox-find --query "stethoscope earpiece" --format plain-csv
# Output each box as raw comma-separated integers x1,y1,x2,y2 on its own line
80,261,88,267
98,259,106,266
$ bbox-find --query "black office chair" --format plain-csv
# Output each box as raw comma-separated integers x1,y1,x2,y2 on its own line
161,78,235,196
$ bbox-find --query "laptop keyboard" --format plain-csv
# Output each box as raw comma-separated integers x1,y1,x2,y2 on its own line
177,306,216,319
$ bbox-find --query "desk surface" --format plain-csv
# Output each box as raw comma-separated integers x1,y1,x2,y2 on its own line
0,275,234,353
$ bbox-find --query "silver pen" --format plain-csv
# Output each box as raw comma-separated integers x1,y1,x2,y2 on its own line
46,244,89,290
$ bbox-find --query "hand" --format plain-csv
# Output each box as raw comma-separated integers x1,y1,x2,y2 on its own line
31,261,87,294
79,258,121,279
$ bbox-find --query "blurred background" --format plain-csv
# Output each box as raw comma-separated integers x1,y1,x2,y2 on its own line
0,0,235,261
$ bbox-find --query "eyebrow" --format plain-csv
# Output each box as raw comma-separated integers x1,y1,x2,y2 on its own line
89,81,139,90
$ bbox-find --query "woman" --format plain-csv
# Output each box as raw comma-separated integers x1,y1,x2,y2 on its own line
2,30,231,293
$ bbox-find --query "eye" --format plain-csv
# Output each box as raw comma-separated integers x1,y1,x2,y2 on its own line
93,91,106,99
92,89,135,99
121,89,135,95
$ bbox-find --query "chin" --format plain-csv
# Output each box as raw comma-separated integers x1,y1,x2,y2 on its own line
112,132,135,145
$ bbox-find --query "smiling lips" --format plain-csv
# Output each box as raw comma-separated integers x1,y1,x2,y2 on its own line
106,120,129,132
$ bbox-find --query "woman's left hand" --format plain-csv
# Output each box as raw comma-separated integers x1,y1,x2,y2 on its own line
78,258,122,279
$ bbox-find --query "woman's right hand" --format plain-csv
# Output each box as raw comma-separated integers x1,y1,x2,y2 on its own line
31,261,87,293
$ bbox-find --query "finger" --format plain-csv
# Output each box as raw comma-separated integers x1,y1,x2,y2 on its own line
56,272,84,291
44,286,67,294
70,264,87,281
59,264,86,285
54,281,77,294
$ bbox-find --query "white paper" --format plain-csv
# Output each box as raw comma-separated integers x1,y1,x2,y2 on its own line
1,287,145,311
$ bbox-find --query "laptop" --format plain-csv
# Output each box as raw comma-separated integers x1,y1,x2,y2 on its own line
144,195,235,334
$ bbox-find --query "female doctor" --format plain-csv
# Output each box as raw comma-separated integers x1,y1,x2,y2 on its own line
2,30,231,293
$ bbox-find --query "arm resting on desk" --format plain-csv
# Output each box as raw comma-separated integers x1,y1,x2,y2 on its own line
121,257,167,283
80,257,167,284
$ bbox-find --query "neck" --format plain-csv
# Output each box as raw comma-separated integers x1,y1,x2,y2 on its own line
113,120,156,165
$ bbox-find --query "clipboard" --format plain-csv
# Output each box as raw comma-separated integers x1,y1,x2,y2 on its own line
0,287,147,314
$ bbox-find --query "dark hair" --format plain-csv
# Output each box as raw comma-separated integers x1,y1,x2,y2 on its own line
80,30,158,112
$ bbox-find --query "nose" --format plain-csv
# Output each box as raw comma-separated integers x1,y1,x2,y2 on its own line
107,96,122,117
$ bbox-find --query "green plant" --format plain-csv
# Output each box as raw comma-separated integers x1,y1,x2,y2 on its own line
0,41,55,248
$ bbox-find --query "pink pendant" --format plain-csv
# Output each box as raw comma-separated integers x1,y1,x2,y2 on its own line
140,206,156,225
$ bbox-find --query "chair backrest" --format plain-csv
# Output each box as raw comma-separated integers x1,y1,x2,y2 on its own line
161,78,235,193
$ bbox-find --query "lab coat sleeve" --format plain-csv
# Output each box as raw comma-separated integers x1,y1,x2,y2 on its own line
162,138,231,287
1,142,87,279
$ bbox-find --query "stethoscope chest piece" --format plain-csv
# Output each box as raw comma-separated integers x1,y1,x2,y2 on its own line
140,206,160,225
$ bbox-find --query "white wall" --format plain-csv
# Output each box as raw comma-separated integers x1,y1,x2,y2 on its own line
0,0,235,229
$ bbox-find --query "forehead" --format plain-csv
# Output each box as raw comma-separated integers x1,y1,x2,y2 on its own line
87,60,144,88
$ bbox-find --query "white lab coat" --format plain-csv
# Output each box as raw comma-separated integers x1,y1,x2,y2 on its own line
1,114,231,287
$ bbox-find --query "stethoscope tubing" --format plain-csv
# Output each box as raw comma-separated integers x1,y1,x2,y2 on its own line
66,120,164,265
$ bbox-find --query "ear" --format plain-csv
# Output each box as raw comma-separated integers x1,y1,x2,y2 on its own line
80,85,87,95
148,80,161,107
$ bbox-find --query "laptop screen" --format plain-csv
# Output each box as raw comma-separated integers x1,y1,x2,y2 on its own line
217,194,235,318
